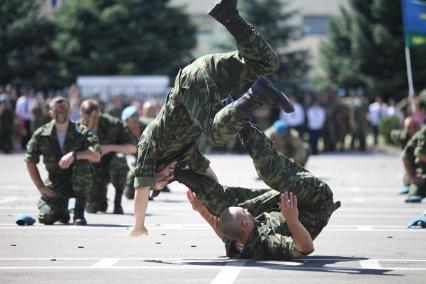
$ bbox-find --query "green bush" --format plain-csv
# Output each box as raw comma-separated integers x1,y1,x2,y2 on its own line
379,115,402,144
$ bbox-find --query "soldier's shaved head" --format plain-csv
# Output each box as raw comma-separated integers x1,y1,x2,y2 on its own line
80,99,100,115
219,207,254,240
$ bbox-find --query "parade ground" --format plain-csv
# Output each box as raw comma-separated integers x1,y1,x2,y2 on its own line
0,151,425,284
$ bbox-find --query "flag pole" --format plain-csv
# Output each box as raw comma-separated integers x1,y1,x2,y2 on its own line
404,45,416,112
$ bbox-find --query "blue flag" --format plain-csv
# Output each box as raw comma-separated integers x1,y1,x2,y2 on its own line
402,0,426,32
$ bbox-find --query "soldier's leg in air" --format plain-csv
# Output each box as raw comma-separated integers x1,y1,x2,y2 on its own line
239,122,338,213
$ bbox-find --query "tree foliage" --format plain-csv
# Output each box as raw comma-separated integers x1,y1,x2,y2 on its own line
52,0,196,85
0,0,56,89
319,0,426,101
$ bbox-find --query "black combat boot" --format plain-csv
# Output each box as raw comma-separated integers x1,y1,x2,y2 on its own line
208,0,252,42
113,189,124,214
233,76,294,118
74,198,88,226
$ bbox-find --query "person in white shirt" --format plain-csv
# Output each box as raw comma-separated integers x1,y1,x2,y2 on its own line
15,88,35,149
280,95,305,136
307,100,326,155
368,96,388,146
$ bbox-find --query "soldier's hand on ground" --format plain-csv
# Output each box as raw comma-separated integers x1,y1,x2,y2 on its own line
39,185,56,198
129,226,148,237
58,152,75,169
186,189,206,212
279,192,299,223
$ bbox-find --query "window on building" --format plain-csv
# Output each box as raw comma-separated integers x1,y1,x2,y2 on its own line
302,15,330,36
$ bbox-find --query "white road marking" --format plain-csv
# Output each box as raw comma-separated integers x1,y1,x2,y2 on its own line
349,186,361,193
359,259,382,269
91,258,119,268
357,226,373,231
210,259,247,284
0,197,19,204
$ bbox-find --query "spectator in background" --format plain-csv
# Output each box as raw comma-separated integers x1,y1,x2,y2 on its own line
30,93,50,133
280,95,305,137
265,120,310,166
15,87,35,149
368,96,388,146
67,85,82,121
0,94,14,153
386,97,404,122
348,88,368,151
307,100,326,155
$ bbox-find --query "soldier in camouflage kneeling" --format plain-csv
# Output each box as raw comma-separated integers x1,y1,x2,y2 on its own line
174,122,340,259
25,97,101,225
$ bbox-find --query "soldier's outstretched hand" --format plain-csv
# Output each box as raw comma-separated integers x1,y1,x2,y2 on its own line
130,226,148,237
279,192,299,223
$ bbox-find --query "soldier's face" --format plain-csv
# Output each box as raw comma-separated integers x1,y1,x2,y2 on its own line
81,111,99,129
154,162,177,189
50,102,70,124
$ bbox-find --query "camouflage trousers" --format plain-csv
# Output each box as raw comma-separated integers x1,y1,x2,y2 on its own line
174,30,278,146
38,161,93,224
124,162,136,199
191,124,338,240
87,155,129,211
408,181,426,198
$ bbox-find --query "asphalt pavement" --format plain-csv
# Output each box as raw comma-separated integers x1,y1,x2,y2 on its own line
0,152,425,284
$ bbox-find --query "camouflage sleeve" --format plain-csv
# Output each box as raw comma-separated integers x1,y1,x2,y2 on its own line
24,132,40,164
261,234,306,259
83,127,102,153
402,133,418,162
134,140,157,188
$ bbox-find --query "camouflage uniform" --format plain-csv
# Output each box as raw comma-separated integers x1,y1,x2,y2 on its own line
81,114,135,212
124,119,151,199
402,126,426,199
391,128,415,187
187,124,338,260
135,30,278,188
24,120,100,224
265,127,310,166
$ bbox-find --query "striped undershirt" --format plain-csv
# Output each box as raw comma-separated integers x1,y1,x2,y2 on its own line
56,131,66,152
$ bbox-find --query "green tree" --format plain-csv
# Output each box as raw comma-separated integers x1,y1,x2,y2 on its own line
319,0,426,101
239,0,310,93
53,0,196,85
0,0,56,89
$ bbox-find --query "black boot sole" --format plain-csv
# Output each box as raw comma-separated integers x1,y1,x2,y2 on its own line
208,0,237,22
251,76,294,113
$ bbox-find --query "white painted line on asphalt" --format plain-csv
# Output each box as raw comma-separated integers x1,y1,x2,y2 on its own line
359,259,382,269
357,226,372,231
353,198,365,203
349,186,360,193
0,197,19,204
91,258,119,268
210,259,247,284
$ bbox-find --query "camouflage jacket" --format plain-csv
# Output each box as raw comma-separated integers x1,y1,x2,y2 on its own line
402,125,426,175
134,86,210,188
78,114,135,165
24,120,101,174
224,189,306,260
